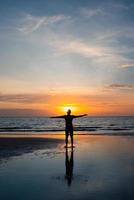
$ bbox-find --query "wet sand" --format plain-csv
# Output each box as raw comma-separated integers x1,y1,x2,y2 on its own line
0,137,64,161
0,133,134,200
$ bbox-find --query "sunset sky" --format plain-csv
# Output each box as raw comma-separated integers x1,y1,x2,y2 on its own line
0,0,134,116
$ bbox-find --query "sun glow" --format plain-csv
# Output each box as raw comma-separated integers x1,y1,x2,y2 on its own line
59,105,78,113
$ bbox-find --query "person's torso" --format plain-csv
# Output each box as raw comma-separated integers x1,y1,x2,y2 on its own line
64,115,74,129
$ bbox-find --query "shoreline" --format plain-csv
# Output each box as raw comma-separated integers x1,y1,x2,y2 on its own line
0,130,134,137
0,133,133,161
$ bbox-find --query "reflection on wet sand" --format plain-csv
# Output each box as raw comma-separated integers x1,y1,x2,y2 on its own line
0,135,134,200
65,147,74,186
0,137,64,163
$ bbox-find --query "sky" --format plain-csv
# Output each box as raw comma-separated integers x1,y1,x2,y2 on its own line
0,0,134,116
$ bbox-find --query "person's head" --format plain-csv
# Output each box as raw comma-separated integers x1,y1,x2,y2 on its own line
67,109,71,115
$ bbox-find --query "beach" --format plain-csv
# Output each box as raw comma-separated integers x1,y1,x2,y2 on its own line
0,133,134,200
1,0,134,199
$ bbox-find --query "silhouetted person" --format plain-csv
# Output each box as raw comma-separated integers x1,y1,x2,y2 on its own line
51,109,87,147
65,147,74,186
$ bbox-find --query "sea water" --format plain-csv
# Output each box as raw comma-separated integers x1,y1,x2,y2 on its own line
0,116,134,135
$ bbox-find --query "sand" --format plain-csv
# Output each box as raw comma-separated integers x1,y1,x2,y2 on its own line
0,133,134,200
0,136,64,161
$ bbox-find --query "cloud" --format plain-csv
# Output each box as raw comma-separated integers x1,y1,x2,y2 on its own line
45,34,120,59
50,38,132,68
80,2,129,19
121,64,134,68
107,84,134,90
17,23,134,70
95,27,134,44
54,39,108,57
17,14,70,34
0,109,49,117
0,93,51,104
15,11,134,70
0,90,134,116
80,7,105,18
0,88,133,106
111,2,129,11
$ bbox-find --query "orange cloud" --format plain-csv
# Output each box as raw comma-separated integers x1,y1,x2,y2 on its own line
0,89,134,116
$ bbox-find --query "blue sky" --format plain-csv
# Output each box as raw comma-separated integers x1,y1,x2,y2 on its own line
0,0,134,115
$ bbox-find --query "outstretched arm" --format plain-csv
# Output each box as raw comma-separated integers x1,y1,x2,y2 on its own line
50,115,65,119
73,114,88,118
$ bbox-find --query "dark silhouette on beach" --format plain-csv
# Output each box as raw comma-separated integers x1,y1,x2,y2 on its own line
65,147,74,186
51,109,87,147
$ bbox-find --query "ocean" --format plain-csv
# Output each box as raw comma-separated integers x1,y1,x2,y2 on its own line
0,116,134,135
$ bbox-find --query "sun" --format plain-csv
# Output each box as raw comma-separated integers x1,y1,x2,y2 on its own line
63,106,74,112
59,105,78,113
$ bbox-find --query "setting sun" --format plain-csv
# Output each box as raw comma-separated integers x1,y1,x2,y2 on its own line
60,105,78,113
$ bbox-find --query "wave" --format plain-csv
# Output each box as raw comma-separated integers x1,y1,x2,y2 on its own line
0,125,133,131
0,126,134,136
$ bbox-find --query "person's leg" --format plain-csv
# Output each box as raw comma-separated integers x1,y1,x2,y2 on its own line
65,131,69,147
70,130,73,147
